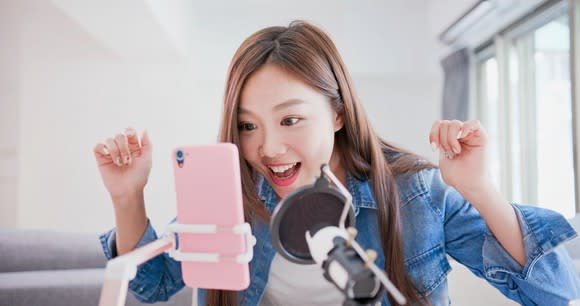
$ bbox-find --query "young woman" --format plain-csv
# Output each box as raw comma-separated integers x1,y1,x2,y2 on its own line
94,21,580,306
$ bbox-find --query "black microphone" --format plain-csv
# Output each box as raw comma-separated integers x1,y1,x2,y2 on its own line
270,164,407,305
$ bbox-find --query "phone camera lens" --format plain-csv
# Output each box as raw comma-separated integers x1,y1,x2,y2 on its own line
176,149,185,162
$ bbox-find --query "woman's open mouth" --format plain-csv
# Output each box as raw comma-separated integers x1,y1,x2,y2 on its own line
268,162,301,186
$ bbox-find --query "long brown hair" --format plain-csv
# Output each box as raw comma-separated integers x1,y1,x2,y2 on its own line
212,20,435,306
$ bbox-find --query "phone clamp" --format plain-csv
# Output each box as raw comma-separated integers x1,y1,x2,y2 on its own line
164,222,256,264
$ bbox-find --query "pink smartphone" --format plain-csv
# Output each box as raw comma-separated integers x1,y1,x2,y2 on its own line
172,143,250,290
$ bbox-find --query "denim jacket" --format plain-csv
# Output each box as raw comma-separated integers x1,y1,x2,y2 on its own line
100,168,580,305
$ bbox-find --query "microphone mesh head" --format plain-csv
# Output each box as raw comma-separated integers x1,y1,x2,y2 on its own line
278,192,351,259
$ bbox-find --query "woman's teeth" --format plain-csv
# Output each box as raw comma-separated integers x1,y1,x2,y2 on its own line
268,162,301,179
269,163,297,173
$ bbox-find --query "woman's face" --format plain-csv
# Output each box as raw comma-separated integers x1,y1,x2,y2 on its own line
238,64,344,198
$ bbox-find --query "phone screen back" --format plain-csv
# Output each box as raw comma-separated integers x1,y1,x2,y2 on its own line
172,143,249,290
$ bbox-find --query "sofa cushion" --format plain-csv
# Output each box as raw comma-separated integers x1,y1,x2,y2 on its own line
0,268,105,306
0,229,106,272
0,268,192,306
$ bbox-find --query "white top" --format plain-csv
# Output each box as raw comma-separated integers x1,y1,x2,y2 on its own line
258,254,345,306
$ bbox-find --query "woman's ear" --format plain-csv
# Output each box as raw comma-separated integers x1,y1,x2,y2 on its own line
334,113,344,132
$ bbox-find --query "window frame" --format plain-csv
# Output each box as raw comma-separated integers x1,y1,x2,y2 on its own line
571,0,580,213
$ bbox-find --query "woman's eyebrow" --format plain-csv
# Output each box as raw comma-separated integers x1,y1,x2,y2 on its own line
238,98,306,115
273,99,306,111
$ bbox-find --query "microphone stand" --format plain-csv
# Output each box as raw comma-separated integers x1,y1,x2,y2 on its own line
305,165,407,306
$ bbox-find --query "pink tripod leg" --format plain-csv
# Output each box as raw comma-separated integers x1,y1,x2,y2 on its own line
98,238,174,306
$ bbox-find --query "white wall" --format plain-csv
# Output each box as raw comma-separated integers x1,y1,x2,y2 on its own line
0,0,20,228
2,0,218,233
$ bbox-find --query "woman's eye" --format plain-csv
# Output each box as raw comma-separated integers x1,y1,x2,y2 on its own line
238,122,256,131
281,117,300,126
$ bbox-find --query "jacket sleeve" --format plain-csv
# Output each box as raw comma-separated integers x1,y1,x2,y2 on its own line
422,168,580,305
99,219,185,303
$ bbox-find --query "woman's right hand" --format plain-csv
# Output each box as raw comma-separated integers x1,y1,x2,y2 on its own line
93,127,153,201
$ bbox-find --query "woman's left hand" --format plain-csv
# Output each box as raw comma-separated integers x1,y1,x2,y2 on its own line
429,119,490,193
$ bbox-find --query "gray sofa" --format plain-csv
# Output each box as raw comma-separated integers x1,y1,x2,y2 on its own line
0,229,192,306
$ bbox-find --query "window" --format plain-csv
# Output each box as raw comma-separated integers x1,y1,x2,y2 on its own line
475,2,576,217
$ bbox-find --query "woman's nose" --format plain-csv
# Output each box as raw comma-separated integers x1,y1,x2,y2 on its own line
260,132,287,158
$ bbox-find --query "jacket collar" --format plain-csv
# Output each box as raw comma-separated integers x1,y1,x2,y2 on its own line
256,173,377,216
